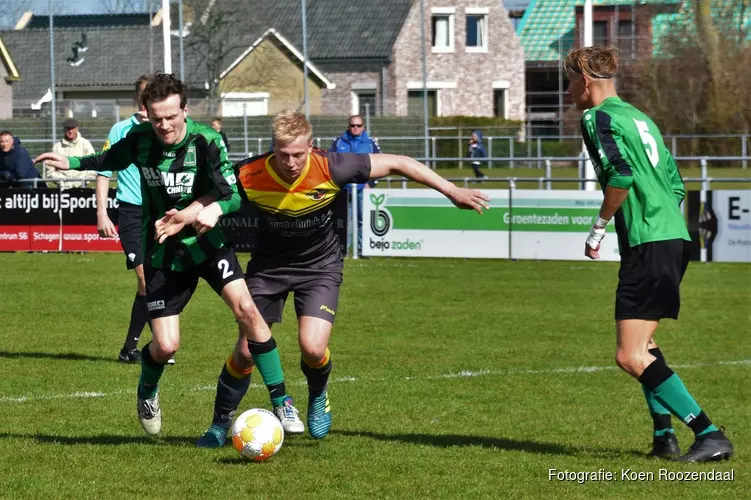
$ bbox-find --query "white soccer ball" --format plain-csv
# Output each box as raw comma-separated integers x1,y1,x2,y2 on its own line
231,408,284,461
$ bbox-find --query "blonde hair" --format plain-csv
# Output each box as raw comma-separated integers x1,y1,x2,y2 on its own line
271,109,313,146
565,46,619,79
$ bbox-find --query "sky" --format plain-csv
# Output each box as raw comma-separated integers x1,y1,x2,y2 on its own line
0,0,153,28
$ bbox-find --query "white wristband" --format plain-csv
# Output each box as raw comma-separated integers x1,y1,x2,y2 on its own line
594,216,610,228
586,224,606,250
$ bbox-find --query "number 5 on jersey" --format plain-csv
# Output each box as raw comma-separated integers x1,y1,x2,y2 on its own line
633,119,659,168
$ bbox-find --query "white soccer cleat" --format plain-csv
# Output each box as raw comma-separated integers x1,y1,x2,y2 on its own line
137,392,162,435
273,397,305,434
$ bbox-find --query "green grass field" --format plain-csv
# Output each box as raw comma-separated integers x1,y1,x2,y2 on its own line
0,254,749,499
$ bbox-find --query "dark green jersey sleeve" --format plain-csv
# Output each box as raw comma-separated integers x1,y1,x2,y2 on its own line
664,147,686,205
581,110,634,190
68,132,136,172
205,134,240,215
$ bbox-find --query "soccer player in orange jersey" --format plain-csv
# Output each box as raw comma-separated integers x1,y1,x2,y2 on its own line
156,109,489,444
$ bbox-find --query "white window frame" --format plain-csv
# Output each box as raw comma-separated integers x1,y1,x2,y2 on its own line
220,92,269,117
350,84,377,116
492,80,510,120
431,7,456,53
406,81,457,90
465,8,489,53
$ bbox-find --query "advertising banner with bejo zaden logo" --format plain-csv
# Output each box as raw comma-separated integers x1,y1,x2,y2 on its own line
362,189,620,261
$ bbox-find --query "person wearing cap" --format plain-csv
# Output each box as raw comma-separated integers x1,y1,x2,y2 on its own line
46,118,95,189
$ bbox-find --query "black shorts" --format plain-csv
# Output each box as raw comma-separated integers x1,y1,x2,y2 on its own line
615,239,691,321
118,201,143,270
145,246,245,319
246,264,342,325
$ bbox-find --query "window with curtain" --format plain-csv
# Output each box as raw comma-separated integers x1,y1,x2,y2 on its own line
466,14,487,49
431,15,452,49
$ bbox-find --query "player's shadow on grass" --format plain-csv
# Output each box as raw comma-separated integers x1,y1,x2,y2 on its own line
0,351,115,363
334,430,573,456
0,433,197,447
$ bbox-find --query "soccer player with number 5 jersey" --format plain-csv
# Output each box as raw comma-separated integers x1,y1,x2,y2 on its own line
566,46,733,463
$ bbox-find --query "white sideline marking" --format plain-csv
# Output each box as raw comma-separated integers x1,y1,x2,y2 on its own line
1,359,749,404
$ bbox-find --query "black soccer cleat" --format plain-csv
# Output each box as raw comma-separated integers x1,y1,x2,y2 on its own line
674,430,734,463
648,432,681,459
118,348,142,363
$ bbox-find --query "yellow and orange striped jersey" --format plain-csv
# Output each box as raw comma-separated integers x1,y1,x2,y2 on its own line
236,149,370,267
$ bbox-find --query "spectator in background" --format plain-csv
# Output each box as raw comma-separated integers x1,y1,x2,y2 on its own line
329,115,380,257
211,117,230,153
46,118,95,188
468,130,488,179
0,131,41,188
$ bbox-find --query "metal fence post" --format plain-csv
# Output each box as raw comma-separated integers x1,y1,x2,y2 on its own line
743,134,748,169
431,136,437,170
545,158,552,190
458,127,463,169
671,136,677,158
58,183,63,252
350,183,358,260
536,137,542,169
700,157,708,263
243,103,249,156
509,137,514,169
508,180,514,261
488,136,493,170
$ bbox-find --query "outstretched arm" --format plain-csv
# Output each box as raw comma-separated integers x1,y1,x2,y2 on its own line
35,135,135,172
368,153,490,214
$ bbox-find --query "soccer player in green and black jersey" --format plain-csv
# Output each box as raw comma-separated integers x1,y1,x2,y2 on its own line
566,46,733,463
35,73,297,439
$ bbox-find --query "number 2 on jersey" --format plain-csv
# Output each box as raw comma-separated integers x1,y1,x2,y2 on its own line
218,259,234,279
633,119,659,168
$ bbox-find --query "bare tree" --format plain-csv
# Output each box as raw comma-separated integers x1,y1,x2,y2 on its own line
617,0,750,157
182,0,281,113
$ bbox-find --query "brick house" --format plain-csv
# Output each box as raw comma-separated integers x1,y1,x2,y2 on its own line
277,0,526,119
516,0,682,134
3,2,525,121
0,36,20,119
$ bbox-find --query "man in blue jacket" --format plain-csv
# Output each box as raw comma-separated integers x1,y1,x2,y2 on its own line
0,131,42,188
329,115,380,257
